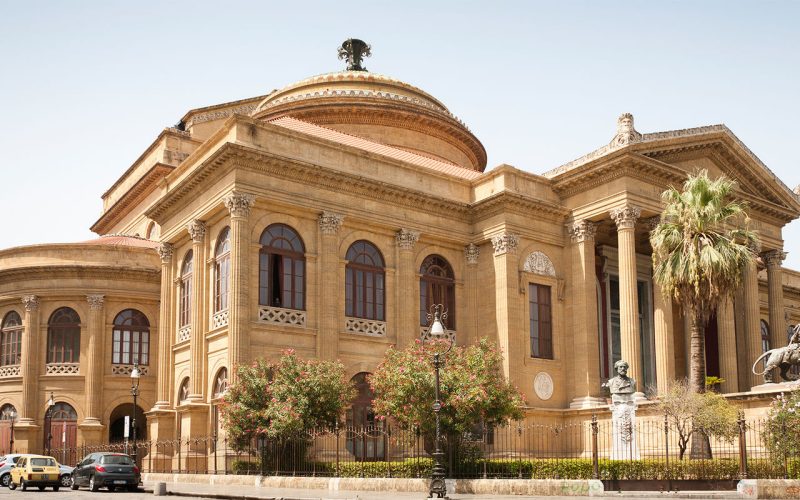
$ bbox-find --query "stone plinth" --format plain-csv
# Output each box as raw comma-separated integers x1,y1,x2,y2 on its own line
610,393,639,460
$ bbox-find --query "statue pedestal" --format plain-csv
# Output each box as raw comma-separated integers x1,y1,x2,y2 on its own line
610,393,639,460
749,381,800,394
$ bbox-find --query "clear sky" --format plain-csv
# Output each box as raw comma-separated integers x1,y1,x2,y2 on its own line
1,1,798,266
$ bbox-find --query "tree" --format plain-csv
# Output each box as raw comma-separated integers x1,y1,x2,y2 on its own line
657,379,739,460
764,390,800,460
368,337,525,455
650,169,757,394
220,349,355,450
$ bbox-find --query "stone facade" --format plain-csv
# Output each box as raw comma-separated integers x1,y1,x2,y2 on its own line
2,48,800,453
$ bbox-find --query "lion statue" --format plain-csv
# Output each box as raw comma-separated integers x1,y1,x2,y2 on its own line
752,325,800,383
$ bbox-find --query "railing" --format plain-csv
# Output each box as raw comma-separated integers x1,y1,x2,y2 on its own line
29,417,800,481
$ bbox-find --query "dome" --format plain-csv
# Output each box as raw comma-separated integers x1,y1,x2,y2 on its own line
251,69,487,171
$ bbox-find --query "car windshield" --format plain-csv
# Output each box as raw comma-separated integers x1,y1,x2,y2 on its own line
100,455,134,465
30,458,56,467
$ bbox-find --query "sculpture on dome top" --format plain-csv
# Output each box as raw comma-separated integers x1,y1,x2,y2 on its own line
610,112,643,148
338,38,371,72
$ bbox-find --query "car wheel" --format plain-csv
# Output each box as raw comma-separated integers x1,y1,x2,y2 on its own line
8,479,16,490
70,476,79,490
1,474,9,487
89,475,98,492
60,474,72,487
20,479,27,491
127,485,138,492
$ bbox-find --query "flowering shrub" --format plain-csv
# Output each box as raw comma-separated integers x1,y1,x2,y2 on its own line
764,389,800,459
220,350,356,450
369,338,525,445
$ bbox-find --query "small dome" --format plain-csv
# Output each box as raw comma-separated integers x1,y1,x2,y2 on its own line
251,70,487,171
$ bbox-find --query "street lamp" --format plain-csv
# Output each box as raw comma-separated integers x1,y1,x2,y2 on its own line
8,407,16,453
130,363,141,460
423,304,453,499
45,392,55,456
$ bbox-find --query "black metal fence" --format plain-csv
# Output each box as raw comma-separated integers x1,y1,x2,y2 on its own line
34,416,800,480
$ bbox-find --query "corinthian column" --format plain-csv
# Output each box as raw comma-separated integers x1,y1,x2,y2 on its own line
491,233,520,379
716,296,738,393
568,220,604,408
764,250,787,349
742,258,762,389
154,243,174,407
19,295,40,424
610,205,643,391
653,280,675,395
396,229,420,347
464,244,480,346
223,192,255,384
187,219,207,400
84,294,105,424
318,211,344,361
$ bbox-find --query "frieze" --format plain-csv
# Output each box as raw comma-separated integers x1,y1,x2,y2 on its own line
185,103,259,128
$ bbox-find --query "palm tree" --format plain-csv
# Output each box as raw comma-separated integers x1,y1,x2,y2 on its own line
650,169,758,395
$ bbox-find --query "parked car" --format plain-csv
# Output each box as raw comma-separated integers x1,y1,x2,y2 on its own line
8,455,61,491
0,454,73,488
70,452,140,492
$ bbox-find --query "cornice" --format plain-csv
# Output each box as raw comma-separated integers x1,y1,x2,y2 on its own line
0,265,160,283
470,191,570,223
91,163,174,234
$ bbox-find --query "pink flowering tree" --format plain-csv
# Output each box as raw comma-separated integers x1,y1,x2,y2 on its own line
764,390,800,460
220,349,355,450
369,338,525,455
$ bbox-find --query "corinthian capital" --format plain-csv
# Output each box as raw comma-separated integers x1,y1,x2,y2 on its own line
569,220,597,243
86,294,105,310
21,295,40,312
396,229,420,250
762,249,787,268
610,205,641,230
318,211,344,235
223,192,256,218
491,233,520,256
156,243,174,263
464,243,480,265
186,220,207,243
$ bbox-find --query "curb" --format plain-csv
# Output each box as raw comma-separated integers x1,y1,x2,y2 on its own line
144,487,334,500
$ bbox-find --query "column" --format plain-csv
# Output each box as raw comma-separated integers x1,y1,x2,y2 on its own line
716,296,738,393
610,205,643,391
223,192,255,384
568,220,604,408
318,211,344,361
154,243,174,407
396,229,420,347
187,219,207,400
464,244,480,346
764,250,787,349
742,259,762,389
491,233,520,379
83,294,105,424
653,280,675,395
19,295,40,424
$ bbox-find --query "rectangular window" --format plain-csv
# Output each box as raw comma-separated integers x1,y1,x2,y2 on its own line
529,283,553,359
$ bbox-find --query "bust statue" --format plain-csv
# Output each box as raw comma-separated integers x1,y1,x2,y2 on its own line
605,360,637,402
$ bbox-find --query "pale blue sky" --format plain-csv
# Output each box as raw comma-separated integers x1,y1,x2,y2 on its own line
1,1,798,266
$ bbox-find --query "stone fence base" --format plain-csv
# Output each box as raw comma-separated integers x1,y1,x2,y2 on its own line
738,479,800,499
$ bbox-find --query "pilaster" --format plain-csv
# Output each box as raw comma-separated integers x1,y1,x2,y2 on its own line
83,294,105,425
187,219,207,400
464,243,480,346
716,296,738,393
764,250,787,349
491,233,520,379
20,295,40,424
395,229,419,347
318,211,343,361
154,243,175,408
653,281,675,395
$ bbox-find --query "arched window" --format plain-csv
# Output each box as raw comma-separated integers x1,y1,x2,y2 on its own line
345,241,385,321
112,309,150,365
0,404,16,421
178,378,190,402
47,308,80,363
0,311,22,366
214,227,231,313
419,255,456,329
145,221,157,240
760,319,770,353
179,251,193,328
212,368,228,399
259,224,306,310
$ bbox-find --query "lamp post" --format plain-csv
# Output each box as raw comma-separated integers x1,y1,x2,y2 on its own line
423,304,453,499
8,407,16,453
45,392,55,456
130,363,141,460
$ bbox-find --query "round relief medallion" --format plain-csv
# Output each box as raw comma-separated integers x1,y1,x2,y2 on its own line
533,372,554,401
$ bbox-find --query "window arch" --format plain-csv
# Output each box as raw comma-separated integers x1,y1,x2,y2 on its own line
47,308,80,364
0,311,22,366
145,221,157,240
112,309,150,365
214,227,231,313
50,402,77,421
419,255,455,330
0,404,17,421
212,368,228,399
760,319,770,353
259,224,306,310
179,250,193,328
345,241,385,321
178,378,190,402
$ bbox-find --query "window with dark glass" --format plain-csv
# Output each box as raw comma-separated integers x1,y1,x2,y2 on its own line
259,224,306,310
419,255,456,329
112,309,150,365
529,284,553,359
761,319,770,353
346,372,385,460
47,307,81,363
214,227,231,313
179,250,193,328
0,311,22,366
178,378,190,402
345,241,385,320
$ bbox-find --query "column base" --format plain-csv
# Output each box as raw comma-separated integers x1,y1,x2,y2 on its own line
569,396,608,409
78,420,106,447
10,422,40,454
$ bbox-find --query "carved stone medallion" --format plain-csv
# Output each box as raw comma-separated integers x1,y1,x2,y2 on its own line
533,372,554,401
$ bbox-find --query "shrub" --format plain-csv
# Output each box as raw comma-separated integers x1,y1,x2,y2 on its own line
763,390,800,459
